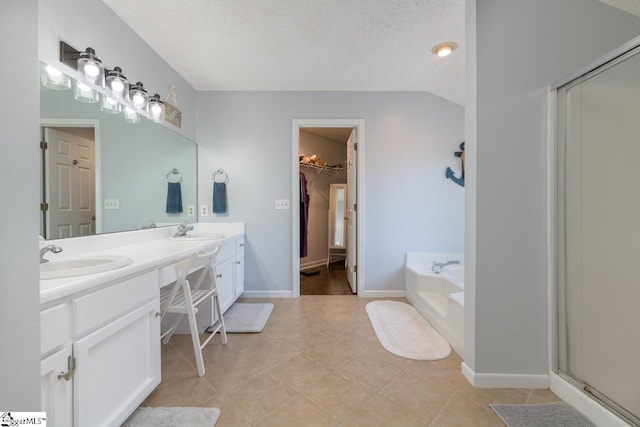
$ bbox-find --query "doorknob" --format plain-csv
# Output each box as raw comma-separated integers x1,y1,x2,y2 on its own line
73,159,78,165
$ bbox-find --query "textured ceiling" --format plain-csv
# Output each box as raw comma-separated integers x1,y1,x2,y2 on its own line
597,0,640,18
101,0,465,105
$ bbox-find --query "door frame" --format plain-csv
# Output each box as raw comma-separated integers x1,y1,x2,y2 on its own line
41,118,101,235
291,119,365,297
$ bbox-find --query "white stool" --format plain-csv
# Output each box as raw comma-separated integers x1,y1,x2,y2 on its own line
160,247,227,376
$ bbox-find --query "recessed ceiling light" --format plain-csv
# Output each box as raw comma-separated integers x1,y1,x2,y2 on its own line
432,42,458,57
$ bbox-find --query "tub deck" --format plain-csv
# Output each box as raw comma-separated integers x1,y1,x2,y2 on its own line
405,253,464,355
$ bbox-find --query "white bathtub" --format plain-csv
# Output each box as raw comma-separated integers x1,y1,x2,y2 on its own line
405,252,464,355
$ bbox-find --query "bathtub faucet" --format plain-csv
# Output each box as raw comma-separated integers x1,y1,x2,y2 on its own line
431,260,460,274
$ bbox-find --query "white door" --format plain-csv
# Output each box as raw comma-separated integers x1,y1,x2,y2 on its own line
346,129,357,293
44,127,95,239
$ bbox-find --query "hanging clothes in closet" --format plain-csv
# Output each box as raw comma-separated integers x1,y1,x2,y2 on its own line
300,171,310,257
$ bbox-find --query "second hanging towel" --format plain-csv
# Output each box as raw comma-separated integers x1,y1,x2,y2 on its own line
213,181,227,214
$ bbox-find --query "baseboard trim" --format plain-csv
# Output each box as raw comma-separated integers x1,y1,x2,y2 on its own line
461,362,549,389
550,373,632,427
240,290,295,299
358,290,406,298
300,259,328,270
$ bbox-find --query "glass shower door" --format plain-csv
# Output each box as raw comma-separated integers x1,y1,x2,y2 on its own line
557,48,640,425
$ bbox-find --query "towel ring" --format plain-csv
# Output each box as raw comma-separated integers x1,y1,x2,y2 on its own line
166,168,182,183
212,168,229,184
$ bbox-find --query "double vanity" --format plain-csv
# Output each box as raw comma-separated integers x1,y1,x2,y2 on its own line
39,223,245,427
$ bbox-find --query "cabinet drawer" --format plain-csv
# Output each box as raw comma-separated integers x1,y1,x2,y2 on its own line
216,241,235,264
41,304,71,355
236,238,245,255
73,271,158,336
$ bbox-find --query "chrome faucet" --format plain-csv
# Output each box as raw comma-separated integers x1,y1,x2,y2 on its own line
40,245,63,263
173,222,193,237
431,260,460,274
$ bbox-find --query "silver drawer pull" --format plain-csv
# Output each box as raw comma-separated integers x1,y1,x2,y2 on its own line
216,274,222,278
58,356,76,381
236,261,241,264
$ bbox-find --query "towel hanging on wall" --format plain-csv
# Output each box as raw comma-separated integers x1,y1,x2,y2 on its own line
166,169,183,214
212,169,229,214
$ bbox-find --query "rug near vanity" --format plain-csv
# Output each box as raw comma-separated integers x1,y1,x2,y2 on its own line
121,407,220,426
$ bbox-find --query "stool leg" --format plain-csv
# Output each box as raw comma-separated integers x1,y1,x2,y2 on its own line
213,289,228,344
182,280,206,377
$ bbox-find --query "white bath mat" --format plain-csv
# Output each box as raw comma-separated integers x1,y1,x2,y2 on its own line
490,402,596,427
365,300,451,360
223,303,274,333
121,407,220,426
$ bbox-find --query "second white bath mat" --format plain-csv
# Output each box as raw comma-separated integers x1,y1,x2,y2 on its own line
366,300,451,360
223,303,274,333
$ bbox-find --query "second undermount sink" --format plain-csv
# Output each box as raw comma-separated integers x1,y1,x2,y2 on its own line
170,232,225,241
40,255,133,280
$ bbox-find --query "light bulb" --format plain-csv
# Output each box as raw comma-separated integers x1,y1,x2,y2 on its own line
436,46,452,57
84,63,100,77
151,103,162,115
133,93,145,105
78,82,91,92
111,80,124,93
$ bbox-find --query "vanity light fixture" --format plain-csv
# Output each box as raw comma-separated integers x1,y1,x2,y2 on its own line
77,47,105,88
148,94,165,123
129,82,148,113
432,41,458,57
106,66,129,102
40,64,71,90
73,80,99,104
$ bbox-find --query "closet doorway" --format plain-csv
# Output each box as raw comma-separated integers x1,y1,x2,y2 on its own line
292,119,364,297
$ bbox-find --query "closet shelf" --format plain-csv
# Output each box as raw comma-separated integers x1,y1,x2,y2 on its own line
299,162,344,172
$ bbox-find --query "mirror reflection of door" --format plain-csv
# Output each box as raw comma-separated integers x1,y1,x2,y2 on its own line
328,184,347,269
42,127,96,239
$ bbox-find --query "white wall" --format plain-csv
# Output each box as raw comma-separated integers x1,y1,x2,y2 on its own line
38,0,197,140
0,0,41,410
466,0,640,378
197,91,465,294
300,131,347,268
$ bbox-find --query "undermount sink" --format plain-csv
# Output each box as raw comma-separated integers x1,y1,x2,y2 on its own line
170,232,225,241
40,255,133,280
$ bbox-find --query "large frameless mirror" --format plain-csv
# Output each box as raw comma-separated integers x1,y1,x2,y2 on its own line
40,63,197,239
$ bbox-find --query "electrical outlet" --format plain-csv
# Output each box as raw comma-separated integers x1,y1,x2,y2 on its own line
187,205,195,216
104,199,120,209
200,204,209,216
275,199,290,210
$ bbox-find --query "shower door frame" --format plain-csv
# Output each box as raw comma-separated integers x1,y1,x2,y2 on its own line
547,34,640,427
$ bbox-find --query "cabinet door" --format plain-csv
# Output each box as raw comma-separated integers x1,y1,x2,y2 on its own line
41,345,73,427
73,299,160,427
216,257,235,313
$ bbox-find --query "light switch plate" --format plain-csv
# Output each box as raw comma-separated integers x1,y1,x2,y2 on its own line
104,199,120,209
275,199,290,210
200,204,209,216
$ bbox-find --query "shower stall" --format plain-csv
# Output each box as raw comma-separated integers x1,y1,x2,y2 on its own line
554,39,640,426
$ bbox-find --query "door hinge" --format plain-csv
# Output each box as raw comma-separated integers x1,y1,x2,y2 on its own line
354,265,357,273
58,355,76,381
353,203,357,212
40,202,49,212
40,140,48,150
354,143,358,151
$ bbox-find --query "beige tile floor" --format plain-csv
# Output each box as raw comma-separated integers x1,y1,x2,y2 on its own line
142,296,561,426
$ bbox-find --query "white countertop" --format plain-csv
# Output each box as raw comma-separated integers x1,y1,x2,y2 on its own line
40,223,245,305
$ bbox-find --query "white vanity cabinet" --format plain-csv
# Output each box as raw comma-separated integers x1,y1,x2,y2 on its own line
40,270,161,427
